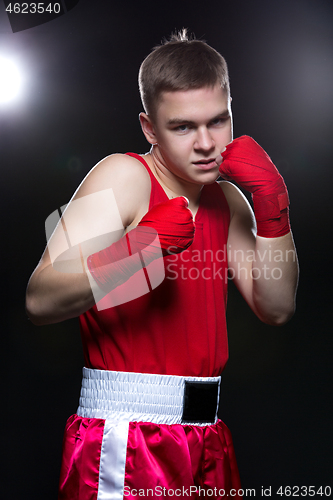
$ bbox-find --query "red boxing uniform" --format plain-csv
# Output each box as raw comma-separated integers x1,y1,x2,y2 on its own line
58,154,242,500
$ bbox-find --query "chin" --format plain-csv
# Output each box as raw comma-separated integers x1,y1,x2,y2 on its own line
195,171,220,185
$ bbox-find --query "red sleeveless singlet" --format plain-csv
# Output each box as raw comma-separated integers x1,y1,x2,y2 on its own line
79,154,230,377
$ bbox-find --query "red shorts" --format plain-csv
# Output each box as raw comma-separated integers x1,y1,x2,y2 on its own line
58,369,242,499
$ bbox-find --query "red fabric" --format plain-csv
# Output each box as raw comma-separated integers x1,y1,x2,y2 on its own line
79,153,230,377
58,414,105,500
220,135,290,237
87,197,195,292
125,420,242,499
58,416,242,500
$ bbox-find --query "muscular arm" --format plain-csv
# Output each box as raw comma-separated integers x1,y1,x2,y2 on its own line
26,154,151,325
221,181,299,325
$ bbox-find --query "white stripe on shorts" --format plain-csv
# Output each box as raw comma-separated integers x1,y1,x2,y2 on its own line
97,419,129,500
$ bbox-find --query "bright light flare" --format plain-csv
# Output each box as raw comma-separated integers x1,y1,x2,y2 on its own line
0,57,22,103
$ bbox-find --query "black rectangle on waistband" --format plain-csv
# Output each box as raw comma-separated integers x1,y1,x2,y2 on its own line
182,380,219,423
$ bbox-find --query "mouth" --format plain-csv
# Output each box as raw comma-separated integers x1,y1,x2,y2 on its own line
192,158,219,170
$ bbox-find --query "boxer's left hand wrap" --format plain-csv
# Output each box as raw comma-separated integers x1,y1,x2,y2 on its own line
219,135,290,237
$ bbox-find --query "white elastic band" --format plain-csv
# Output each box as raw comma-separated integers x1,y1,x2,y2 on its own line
77,367,221,426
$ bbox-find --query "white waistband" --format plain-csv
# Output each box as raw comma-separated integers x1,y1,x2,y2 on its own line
77,367,221,425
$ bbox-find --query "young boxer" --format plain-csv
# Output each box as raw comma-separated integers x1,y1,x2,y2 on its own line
26,30,298,500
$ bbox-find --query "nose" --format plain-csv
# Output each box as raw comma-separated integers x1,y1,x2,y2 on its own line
194,127,215,152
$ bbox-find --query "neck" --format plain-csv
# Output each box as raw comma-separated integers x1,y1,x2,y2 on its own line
145,146,203,211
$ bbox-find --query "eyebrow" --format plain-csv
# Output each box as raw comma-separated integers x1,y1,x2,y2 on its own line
166,110,230,127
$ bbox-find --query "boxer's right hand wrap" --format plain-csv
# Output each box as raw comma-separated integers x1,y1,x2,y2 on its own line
87,197,195,292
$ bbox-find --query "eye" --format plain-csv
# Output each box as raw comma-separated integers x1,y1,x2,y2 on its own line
210,117,228,126
175,124,189,132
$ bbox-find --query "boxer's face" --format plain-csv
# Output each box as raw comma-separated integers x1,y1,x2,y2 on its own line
149,84,233,185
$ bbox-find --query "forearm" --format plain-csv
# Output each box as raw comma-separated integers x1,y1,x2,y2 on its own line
26,263,97,325
26,244,133,325
221,136,299,325
251,231,299,325
26,197,195,326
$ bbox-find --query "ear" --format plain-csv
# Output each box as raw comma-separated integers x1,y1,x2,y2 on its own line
139,113,158,145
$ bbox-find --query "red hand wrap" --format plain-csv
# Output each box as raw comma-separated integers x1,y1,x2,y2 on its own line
87,197,195,291
220,135,290,237
138,196,195,255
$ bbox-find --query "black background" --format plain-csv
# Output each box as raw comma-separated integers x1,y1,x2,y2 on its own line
0,0,332,497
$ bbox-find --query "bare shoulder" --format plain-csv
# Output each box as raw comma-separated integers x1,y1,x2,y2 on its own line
34,153,152,274
76,153,151,199
219,180,253,220
74,153,152,227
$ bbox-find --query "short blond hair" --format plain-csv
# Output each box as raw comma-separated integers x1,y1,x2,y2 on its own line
139,29,230,120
